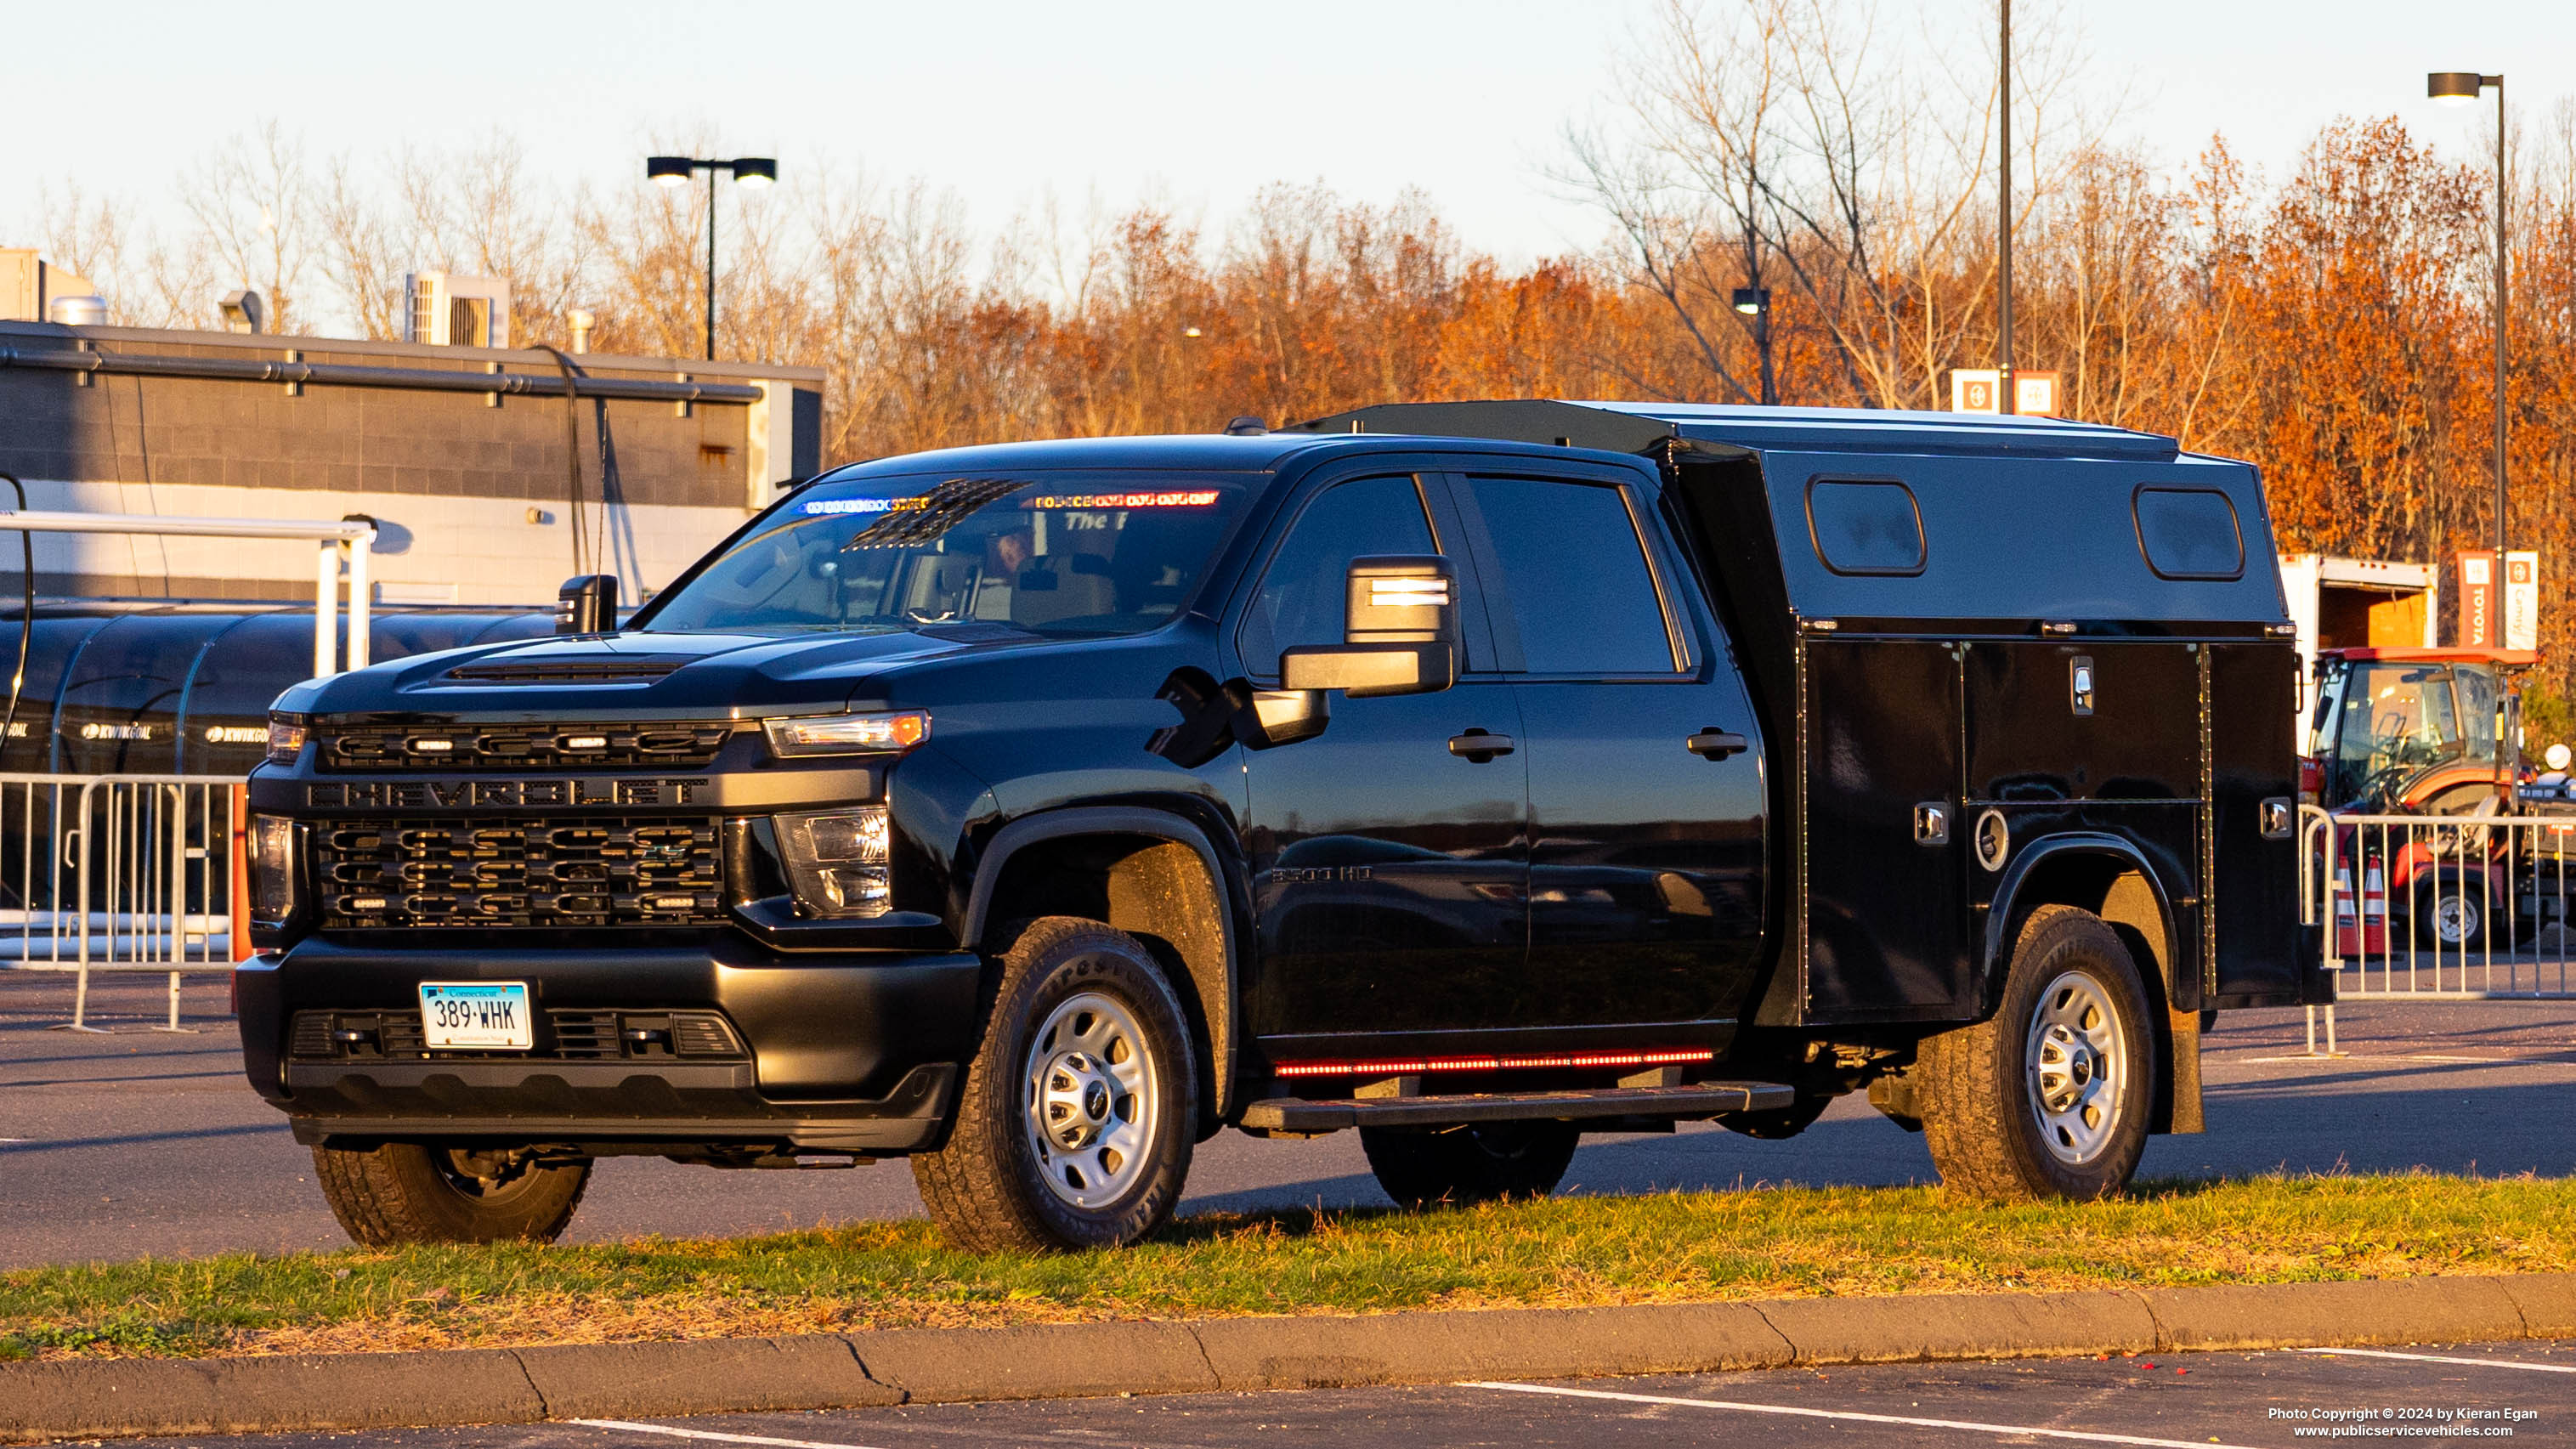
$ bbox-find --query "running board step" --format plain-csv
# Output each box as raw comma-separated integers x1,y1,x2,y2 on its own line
1240,1081,1795,1133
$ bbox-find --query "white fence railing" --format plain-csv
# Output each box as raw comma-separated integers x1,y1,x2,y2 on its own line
2299,803,2576,1003
0,773,246,1032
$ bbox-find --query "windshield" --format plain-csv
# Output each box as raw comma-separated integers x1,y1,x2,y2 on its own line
642,473,1256,637
2323,663,2462,809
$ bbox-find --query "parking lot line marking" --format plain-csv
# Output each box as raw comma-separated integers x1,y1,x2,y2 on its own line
569,1419,891,1449
2296,1348,2576,1374
1464,1381,2261,1449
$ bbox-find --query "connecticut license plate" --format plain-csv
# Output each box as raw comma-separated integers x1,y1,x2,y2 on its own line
418,982,533,1050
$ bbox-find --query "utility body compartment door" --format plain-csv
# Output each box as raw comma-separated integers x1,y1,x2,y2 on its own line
2207,641,2307,1005
1790,637,1973,1023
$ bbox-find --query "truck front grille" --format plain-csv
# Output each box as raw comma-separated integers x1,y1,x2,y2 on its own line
320,722,732,772
315,815,725,928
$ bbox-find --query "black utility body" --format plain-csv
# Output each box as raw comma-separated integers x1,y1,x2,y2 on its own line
240,401,2322,1248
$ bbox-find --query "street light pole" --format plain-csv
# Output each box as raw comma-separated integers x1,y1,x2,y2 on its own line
705,169,719,363
2428,71,2508,569
1997,0,2014,413
647,155,779,365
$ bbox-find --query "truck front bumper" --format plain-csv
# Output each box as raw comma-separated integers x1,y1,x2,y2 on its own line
236,936,981,1154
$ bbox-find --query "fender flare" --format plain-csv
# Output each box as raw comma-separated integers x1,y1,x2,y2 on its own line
960,804,1249,1120
1979,831,2188,1011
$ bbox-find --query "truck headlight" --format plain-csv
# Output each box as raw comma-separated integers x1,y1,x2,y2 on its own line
248,813,299,928
764,710,929,757
775,807,892,917
266,714,309,766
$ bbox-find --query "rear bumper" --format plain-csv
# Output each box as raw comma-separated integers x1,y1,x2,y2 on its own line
237,935,981,1152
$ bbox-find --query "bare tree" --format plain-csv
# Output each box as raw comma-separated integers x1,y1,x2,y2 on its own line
181,122,320,332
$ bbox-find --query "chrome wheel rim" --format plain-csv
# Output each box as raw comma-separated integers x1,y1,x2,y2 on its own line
2024,969,2127,1167
1022,991,1158,1210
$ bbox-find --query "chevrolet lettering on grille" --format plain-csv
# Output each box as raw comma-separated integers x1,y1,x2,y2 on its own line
305,778,712,809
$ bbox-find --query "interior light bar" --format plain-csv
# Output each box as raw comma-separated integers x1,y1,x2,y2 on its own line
1271,1047,1713,1080
1028,490,1220,509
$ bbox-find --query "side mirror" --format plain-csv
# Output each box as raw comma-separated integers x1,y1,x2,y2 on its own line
557,575,618,635
1279,555,1459,699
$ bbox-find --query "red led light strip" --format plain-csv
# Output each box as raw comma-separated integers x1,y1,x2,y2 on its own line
1271,1047,1713,1080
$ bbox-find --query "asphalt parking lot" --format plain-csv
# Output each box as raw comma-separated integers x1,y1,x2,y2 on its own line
88,1338,2576,1449
3,971,2573,1270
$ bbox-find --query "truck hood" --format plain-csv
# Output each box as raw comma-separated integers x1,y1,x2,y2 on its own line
279,623,1052,719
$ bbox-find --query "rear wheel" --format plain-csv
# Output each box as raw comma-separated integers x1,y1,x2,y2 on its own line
312,1142,591,1246
912,917,1198,1252
1917,905,2155,1203
1361,1121,1579,1208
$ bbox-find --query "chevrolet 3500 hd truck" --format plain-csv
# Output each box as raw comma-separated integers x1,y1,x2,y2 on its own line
238,399,2323,1252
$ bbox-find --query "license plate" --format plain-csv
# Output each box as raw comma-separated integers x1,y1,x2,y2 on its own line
418,982,533,1050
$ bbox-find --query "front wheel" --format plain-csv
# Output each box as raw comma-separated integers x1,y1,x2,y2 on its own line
912,917,1198,1252
1361,1120,1579,1208
312,1142,591,1245
1917,905,2155,1203
2415,876,2488,949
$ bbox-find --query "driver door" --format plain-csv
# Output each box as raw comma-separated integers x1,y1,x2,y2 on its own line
1234,473,1531,1048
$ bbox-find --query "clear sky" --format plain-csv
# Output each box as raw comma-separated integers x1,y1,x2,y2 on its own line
7,0,2568,288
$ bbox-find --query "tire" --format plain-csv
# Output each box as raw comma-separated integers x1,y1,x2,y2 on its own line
2415,876,2488,949
912,917,1199,1253
1917,904,2156,1203
1360,1121,1579,1208
311,1141,591,1246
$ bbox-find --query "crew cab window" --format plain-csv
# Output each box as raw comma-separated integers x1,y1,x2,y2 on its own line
1465,475,1678,676
639,473,1253,637
2134,487,2245,580
1807,478,1926,575
1238,475,1437,673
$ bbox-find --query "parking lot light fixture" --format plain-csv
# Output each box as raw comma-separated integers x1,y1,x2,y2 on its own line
642,155,781,360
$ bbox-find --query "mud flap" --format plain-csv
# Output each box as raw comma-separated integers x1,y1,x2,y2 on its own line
2164,1004,2205,1134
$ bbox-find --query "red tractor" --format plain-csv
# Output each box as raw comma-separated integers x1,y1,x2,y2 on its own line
2302,647,2571,950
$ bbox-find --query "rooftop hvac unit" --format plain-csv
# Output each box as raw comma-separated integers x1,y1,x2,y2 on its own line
403,271,512,348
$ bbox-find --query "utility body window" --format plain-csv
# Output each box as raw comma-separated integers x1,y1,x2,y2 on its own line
1465,475,1677,676
1806,478,1926,575
2133,486,2245,580
1237,475,1438,673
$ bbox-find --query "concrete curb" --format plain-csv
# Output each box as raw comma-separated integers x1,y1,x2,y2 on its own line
4,1273,2571,1444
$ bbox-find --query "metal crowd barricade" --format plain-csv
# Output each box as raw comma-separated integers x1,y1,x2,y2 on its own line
2299,803,2576,1050
0,773,246,1032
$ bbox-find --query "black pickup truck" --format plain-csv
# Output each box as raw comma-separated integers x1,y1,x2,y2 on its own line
239,399,2322,1251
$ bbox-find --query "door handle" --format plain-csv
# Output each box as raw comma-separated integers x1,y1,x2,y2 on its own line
1686,729,1748,761
1447,729,1515,762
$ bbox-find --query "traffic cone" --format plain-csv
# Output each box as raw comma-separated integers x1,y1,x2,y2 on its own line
2358,858,2387,956
2334,863,2360,955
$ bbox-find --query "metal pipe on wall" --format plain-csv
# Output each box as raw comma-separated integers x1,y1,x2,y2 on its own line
0,344,763,406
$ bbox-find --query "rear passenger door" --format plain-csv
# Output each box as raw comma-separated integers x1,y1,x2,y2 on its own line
1457,468,1769,1034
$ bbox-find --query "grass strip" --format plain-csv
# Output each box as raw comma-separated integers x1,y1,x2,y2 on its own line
4,1172,2570,1361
